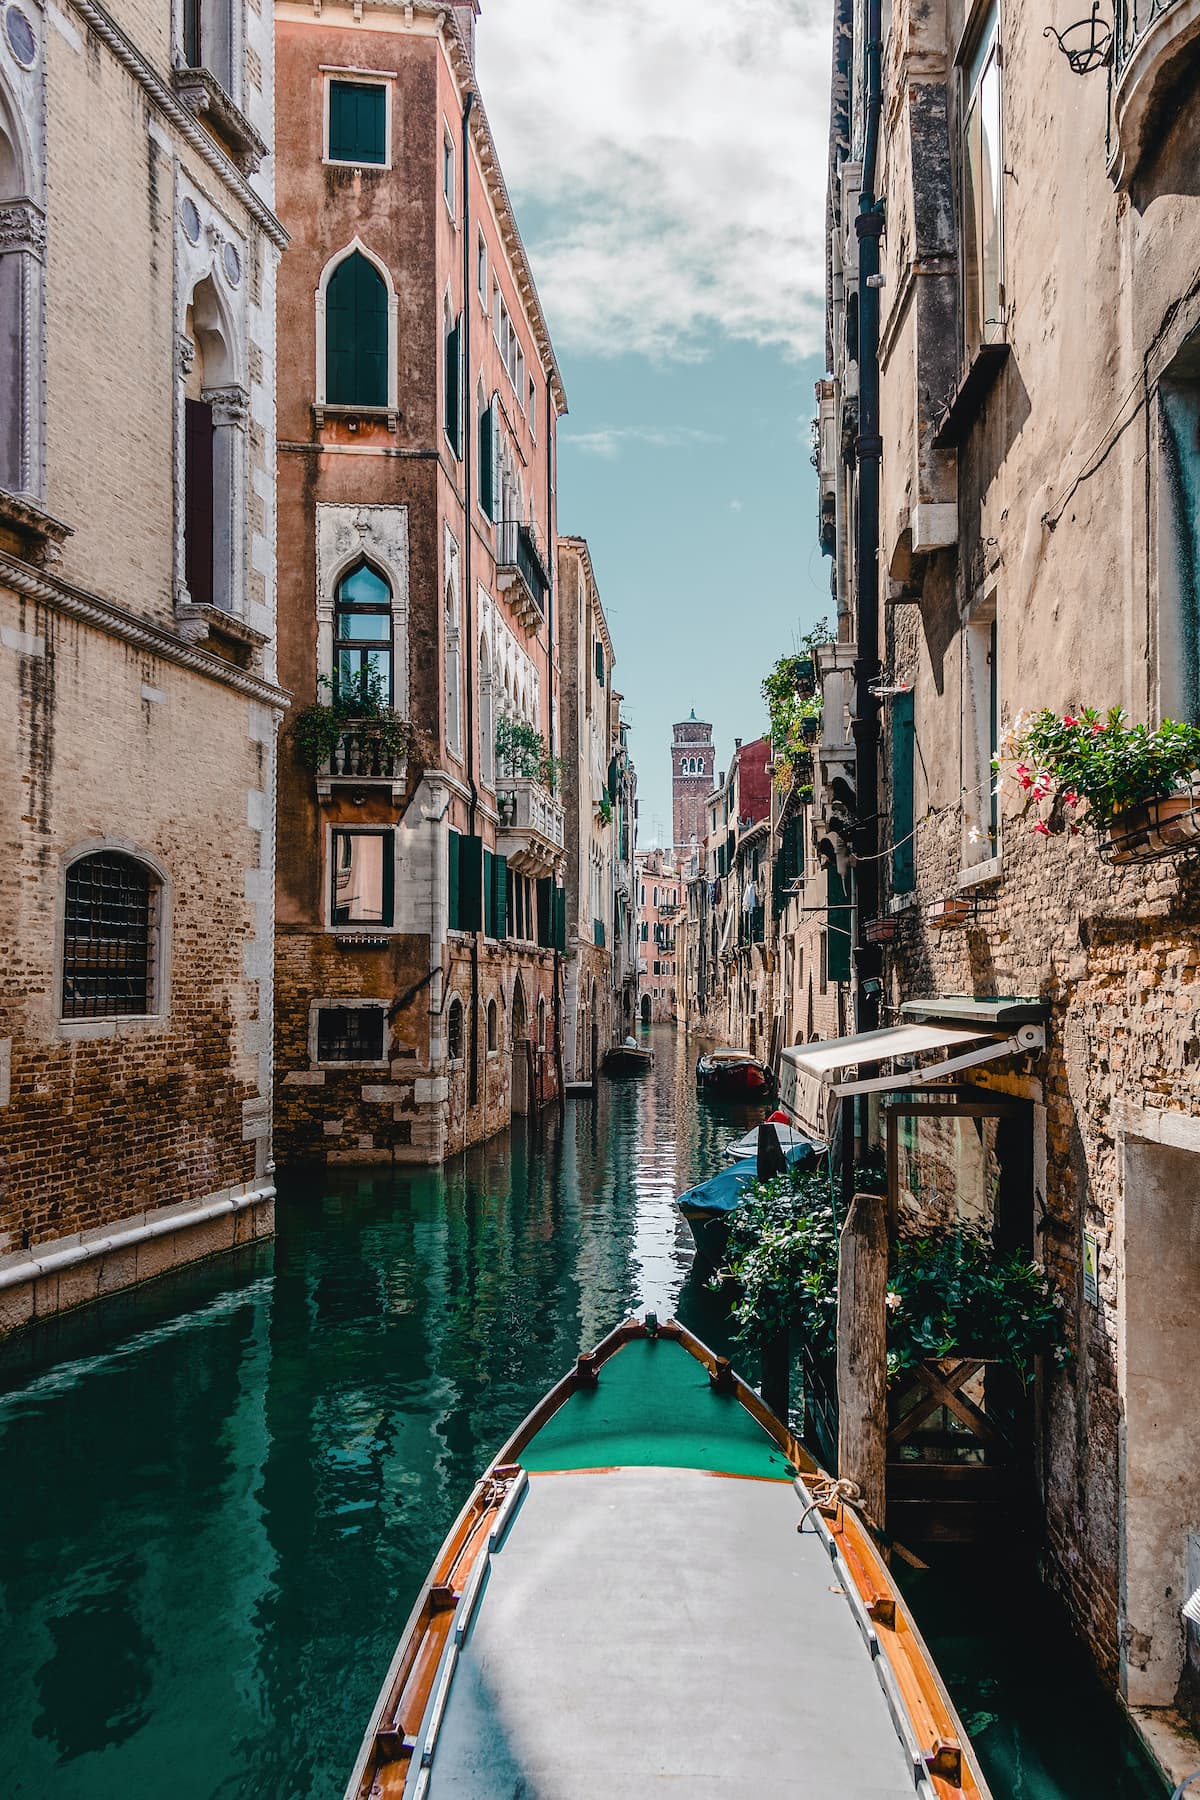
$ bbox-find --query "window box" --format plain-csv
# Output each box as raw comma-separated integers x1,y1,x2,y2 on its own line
171,67,267,174
864,916,899,944
1101,789,1200,864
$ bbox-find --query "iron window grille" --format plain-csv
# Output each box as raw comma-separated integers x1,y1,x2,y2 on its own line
316,1006,385,1062
62,852,156,1018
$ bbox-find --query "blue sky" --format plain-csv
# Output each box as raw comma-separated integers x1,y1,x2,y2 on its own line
476,0,833,843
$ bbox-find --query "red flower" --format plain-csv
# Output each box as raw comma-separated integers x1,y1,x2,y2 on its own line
1091,719,1104,734
1063,713,1078,727
1063,791,1079,808
1033,820,1050,836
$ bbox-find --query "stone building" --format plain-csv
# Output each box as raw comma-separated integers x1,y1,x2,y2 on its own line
670,711,713,862
634,848,680,1024
559,535,624,1082
814,0,1200,1769
272,0,570,1163
0,0,285,1332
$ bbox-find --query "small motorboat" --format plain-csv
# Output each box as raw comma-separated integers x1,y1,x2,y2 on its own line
722,1110,820,1162
695,1044,776,1099
344,1315,989,1800
676,1137,821,1263
602,1037,654,1074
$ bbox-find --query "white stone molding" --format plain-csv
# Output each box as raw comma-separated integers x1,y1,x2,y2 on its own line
53,838,173,1038
0,20,47,504
315,501,410,715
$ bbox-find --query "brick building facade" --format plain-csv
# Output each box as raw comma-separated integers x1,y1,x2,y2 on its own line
272,0,570,1162
0,0,285,1331
671,712,713,862
814,0,1200,1771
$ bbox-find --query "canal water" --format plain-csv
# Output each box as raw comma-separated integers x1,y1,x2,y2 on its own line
0,1026,1165,1799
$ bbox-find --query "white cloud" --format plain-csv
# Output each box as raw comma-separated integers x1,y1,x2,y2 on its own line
475,0,830,362
565,424,724,459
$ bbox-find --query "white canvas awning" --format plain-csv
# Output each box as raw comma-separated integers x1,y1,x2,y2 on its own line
779,1020,1045,1140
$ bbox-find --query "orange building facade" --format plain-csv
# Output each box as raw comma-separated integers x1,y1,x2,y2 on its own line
272,0,569,1162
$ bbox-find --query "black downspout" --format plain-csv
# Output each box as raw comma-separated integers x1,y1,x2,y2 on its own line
461,89,481,1110
850,0,885,1165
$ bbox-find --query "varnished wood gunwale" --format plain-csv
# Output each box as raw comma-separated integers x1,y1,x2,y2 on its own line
345,1314,989,1800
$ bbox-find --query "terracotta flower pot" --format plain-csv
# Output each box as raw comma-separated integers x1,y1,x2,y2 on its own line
1105,790,1200,862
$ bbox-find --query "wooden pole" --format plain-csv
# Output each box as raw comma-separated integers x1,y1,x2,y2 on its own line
760,1325,790,1426
836,1188,888,1529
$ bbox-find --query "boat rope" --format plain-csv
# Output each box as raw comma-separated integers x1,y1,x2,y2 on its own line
797,1475,929,1570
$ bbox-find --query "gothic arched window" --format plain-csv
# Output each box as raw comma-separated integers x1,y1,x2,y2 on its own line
326,251,388,407
335,561,392,706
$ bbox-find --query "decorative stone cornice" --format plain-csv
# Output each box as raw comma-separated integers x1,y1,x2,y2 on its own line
65,0,288,251
0,551,289,708
0,199,47,259
171,67,269,173
0,488,72,564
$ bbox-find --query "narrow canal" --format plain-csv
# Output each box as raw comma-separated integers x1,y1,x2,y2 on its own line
0,1027,1164,1799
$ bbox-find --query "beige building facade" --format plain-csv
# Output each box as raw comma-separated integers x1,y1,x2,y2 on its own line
819,0,1200,1766
0,0,285,1332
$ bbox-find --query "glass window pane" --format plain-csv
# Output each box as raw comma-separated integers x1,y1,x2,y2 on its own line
336,610,391,640
978,55,1003,340
332,833,387,923
962,99,983,347
337,563,391,608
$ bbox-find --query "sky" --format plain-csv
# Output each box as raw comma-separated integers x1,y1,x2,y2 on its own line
476,0,835,846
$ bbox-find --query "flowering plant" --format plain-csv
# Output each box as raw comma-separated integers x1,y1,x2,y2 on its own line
996,707,1200,835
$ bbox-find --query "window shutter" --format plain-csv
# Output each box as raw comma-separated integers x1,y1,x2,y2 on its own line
479,399,495,518
554,885,567,951
827,864,852,983
326,252,388,408
329,81,386,165
492,852,508,940
483,847,495,937
447,828,461,930
891,689,916,894
536,876,553,948
382,832,395,926
184,398,215,608
445,316,462,454
457,833,484,932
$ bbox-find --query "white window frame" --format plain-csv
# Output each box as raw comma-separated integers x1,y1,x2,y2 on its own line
321,68,395,171
308,998,391,1070
324,824,398,932
442,121,456,220
961,590,1001,875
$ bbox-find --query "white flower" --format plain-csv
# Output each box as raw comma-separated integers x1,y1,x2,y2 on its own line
885,1290,902,1312
967,826,983,845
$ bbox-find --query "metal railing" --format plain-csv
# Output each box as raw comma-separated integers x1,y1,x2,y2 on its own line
1113,0,1185,72
495,518,550,614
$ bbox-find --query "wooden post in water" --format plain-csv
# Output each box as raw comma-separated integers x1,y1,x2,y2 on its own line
836,1188,888,1529
760,1326,790,1426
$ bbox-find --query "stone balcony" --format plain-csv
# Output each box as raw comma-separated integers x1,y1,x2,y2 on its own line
1110,0,1200,181
495,519,550,634
316,722,408,801
495,777,565,878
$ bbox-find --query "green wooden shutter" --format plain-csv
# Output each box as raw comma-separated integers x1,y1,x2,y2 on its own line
382,831,395,925
444,316,462,454
891,689,916,894
827,865,852,983
483,848,495,937
328,81,386,165
326,252,388,407
479,401,495,517
447,828,461,930
458,833,484,933
492,852,508,940
536,877,553,948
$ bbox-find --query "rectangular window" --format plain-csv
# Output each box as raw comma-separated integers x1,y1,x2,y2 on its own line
962,595,999,868
184,397,215,609
327,80,387,166
1157,370,1200,721
331,830,394,925
483,848,508,940
448,831,484,932
317,1005,385,1062
476,229,487,302
961,8,1004,349
827,865,851,983
479,397,496,519
891,688,916,894
442,130,456,214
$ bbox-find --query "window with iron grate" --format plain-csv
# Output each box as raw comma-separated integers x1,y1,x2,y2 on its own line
62,853,158,1019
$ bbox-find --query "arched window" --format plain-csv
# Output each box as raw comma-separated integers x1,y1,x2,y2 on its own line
183,273,243,615
1,74,44,500
479,635,495,787
537,996,547,1048
487,997,499,1054
478,386,496,519
443,298,462,455
62,852,161,1019
326,251,388,407
447,996,464,1061
335,561,392,705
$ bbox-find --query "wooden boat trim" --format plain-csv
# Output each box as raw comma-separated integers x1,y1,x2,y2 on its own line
345,1314,989,1800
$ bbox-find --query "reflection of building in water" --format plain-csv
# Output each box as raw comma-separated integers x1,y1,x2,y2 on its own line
894,1112,1001,1238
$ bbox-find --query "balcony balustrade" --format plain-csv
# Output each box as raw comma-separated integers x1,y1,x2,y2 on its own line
495,519,550,633
495,776,565,879
316,721,408,800
1110,0,1200,179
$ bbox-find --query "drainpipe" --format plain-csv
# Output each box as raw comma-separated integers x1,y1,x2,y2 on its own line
851,0,885,1113
461,87,481,1111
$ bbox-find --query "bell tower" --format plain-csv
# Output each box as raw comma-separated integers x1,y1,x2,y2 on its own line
671,711,715,861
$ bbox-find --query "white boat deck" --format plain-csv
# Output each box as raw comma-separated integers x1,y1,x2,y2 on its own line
407,1465,930,1798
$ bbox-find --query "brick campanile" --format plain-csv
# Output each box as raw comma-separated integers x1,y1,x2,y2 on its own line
671,712,715,859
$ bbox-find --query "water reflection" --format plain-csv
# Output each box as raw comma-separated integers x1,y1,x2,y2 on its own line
0,1026,1158,1799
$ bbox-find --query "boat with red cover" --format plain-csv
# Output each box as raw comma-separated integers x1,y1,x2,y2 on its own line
695,1044,776,1099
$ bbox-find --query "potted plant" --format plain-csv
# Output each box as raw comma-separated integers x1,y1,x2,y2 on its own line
998,706,1200,864
291,672,412,775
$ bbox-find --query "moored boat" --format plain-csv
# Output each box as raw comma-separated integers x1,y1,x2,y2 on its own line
602,1039,654,1074
344,1315,990,1800
676,1136,821,1262
695,1044,776,1099
722,1111,820,1162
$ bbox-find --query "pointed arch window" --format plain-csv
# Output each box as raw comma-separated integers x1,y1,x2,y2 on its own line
479,633,495,788
326,251,388,407
335,561,393,705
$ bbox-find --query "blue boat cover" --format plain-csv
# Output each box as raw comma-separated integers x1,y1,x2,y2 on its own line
675,1140,819,1218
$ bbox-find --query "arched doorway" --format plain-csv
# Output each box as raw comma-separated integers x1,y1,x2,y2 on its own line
589,980,599,1081
511,978,529,1116
640,994,651,1026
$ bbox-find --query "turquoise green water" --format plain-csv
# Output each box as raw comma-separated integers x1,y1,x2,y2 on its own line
0,1027,1166,1798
